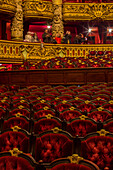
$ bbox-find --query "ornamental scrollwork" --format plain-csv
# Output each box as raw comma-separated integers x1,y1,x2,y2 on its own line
23,0,53,19
0,0,16,14
63,3,113,20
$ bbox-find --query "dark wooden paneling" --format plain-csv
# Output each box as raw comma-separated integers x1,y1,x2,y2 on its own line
0,68,113,86
87,72,106,82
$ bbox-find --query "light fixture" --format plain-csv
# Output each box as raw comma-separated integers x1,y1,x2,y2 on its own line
109,28,112,33
47,25,51,29
0,64,2,66
88,28,92,33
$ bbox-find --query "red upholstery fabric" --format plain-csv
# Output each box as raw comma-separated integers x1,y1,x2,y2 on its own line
13,102,30,109
55,103,72,112
35,133,72,163
34,110,55,119
3,117,29,131
51,163,91,170
0,108,6,118
33,119,62,134
67,120,97,137
0,131,29,152
88,111,112,122
77,103,96,113
104,122,113,133
0,156,34,170
102,104,113,113
60,110,81,121
81,136,113,169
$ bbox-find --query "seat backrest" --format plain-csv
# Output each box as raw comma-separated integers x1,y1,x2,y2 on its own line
35,128,73,163
81,130,113,169
0,129,30,153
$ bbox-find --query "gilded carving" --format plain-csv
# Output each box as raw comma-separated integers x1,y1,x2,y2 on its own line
63,3,113,21
52,0,64,37
1,41,113,62
23,0,53,20
0,0,16,15
11,0,23,41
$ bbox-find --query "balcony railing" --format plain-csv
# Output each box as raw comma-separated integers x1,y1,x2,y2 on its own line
0,0,16,16
63,3,113,21
0,40,113,63
23,0,53,20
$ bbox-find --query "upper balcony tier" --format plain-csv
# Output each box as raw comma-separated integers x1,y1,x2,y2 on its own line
23,0,53,21
0,0,16,17
63,2,113,21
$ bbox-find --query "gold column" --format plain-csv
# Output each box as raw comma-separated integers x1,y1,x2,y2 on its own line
11,0,23,41
52,0,64,37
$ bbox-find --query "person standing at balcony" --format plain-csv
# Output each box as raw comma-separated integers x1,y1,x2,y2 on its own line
64,31,72,44
42,29,51,43
55,33,62,44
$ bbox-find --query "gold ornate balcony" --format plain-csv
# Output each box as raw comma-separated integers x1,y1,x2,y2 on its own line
23,0,53,20
0,0,16,16
0,40,113,63
63,3,113,21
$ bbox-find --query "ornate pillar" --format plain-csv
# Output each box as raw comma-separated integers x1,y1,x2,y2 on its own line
52,0,64,37
11,0,23,41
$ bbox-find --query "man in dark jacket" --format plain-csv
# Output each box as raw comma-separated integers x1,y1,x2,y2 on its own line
42,29,51,43
64,31,72,44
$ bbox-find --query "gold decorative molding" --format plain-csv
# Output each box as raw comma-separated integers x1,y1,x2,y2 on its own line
11,0,23,41
1,40,113,62
79,115,88,120
52,127,61,133
0,0,16,16
68,154,83,164
63,3,113,21
97,129,109,136
23,0,53,20
9,148,23,157
11,126,21,132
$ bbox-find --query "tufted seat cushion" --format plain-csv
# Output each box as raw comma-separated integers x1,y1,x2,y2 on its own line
60,110,81,121
34,110,55,119
0,131,29,153
67,120,97,137
51,163,91,170
77,103,96,113
88,111,112,122
35,133,72,163
81,136,113,169
33,119,62,134
0,156,34,170
3,117,29,131
9,109,30,118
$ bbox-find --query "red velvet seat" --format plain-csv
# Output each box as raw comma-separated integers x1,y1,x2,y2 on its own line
76,94,91,100
60,110,82,121
104,119,113,133
34,109,55,119
0,108,6,118
58,95,73,101
48,155,99,170
9,108,31,118
88,110,112,122
3,116,30,131
69,98,84,106
0,101,10,109
102,103,113,113
91,99,107,107
81,131,113,170
92,94,110,101
77,103,96,114
25,95,40,101
33,116,62,134
33,103,51,111
67,117,97,137
13,102,30,109
55,103,72,112
0,149,45,170
0,129,30,153
35,129,73,163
